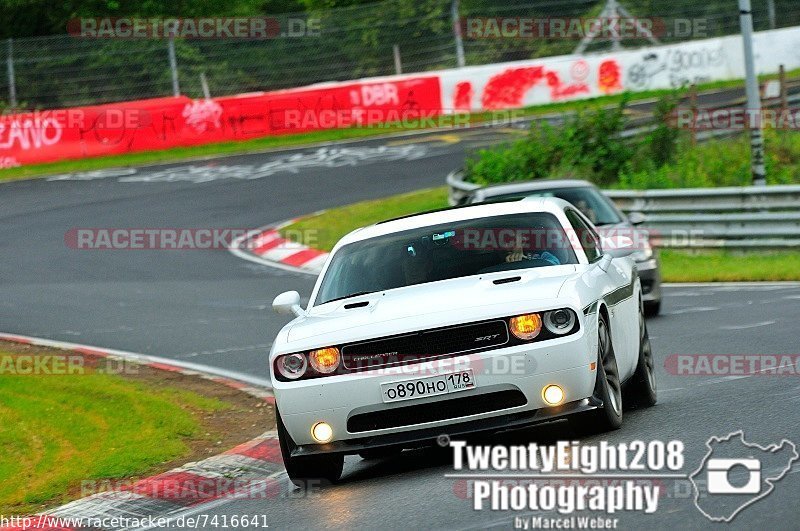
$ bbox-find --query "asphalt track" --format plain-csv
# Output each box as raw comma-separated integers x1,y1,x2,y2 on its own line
1,85,799,529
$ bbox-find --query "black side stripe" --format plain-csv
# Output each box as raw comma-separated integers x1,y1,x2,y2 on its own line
583,276,637,314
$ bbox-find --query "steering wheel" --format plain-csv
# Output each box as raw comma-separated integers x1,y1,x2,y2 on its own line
478,258,554,274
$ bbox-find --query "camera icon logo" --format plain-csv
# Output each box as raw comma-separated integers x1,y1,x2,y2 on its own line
690,431,798,522
706,458,761,494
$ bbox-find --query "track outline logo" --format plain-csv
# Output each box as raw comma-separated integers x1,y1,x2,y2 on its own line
689,430,799,522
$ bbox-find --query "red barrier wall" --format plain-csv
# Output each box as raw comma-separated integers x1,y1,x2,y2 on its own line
0,76,441,167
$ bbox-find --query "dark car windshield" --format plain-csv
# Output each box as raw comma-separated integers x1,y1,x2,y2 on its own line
315,213,578,305
479,186,623,226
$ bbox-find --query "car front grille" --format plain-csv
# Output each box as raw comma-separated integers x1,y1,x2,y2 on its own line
347,389,528,433
341,319,509,370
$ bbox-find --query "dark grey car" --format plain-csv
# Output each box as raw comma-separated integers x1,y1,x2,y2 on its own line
466,180,662,316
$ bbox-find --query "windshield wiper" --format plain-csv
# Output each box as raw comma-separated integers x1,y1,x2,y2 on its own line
323,291,377,304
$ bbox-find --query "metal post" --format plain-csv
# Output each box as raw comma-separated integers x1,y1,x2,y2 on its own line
451,0,466,68
767,0,776,29
6,38,17,111
200,72,211,100
689,83,698,146
779,64,788,118
739,0,766,186
608,0,622,52
574,0,658,55
392,44,402,75
167,37,180,97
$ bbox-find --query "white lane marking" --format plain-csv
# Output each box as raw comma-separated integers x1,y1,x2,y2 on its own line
663,282,800,288
49,145,432,183
783,295,800,300
179,343,273,359
0,332,273,389
665,306,719,315
696,361,796,386
719,320,776,330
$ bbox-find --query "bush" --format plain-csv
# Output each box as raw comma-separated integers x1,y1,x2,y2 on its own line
465,92,800,190
466,98,632,186
618,130,800,189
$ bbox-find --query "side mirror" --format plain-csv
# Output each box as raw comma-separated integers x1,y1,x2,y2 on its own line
272,291,305,317
627,211,646,226
601,235,636,259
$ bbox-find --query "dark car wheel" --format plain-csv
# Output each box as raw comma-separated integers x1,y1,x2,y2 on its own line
626,299,658,408
643,300,661,317
277,408,343,487
572,313,623,433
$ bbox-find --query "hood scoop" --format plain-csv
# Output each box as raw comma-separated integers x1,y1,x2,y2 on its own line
493,276,521,285
344,300,370,309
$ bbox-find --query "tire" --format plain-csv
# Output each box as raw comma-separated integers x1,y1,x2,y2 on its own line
574,313,623,433
626,299,658,408
276,408,344,487
643,300,661,317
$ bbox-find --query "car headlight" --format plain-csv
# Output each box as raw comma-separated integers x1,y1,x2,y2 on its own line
543,309,577,335
309,347,341,374
276,353,307,380
631,241,654,262
509,313,542,340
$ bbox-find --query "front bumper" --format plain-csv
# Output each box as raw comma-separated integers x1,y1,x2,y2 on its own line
293,398,599,457
274,329,597,454
637,258,662,304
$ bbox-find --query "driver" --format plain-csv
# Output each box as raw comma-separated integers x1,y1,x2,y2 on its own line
574,199,598,224
503,232,561,265
505,247,561,265
402,245,434,284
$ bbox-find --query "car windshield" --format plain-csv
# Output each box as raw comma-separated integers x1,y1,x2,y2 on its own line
315,212,578,305
480,187,623,226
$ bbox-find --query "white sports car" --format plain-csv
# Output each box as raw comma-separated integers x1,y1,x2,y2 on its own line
270,198,657,485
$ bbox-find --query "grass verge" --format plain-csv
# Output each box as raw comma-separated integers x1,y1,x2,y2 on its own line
659,249,800,282
279,187,800,282
0,342,273,515
3,71,795,183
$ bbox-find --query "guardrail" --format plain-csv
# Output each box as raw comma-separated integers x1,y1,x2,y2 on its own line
447,170,800,249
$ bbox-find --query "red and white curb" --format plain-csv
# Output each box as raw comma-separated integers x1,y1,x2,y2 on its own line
229,218,328,275
0,333,285,531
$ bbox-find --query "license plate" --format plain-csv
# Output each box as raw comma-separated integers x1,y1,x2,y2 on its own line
381,370,475,403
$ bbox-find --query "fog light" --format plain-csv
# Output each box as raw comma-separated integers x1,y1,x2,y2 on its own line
312,422,333,443
542,384,564,406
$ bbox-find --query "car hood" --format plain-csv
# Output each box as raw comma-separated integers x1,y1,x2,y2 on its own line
282,265,579,349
